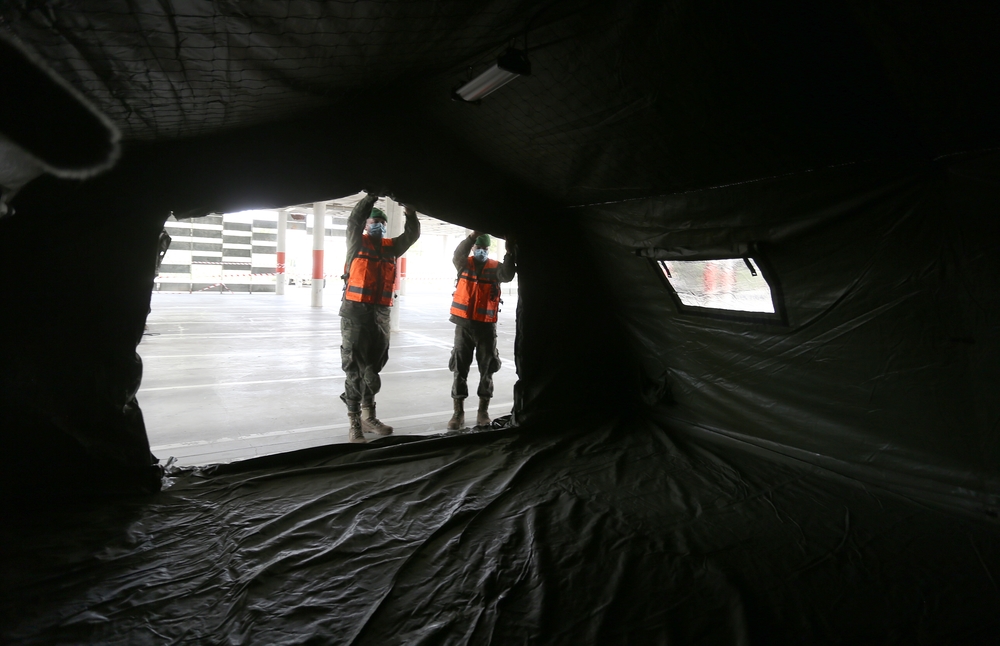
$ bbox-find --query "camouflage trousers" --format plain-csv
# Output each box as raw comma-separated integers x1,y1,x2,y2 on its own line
449,322,502,400
340,307,391,412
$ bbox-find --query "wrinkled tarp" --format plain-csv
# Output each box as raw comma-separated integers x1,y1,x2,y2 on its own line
3,420,999,645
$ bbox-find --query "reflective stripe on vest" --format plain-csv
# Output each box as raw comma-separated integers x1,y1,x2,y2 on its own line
344,236,396,306
450,257,501,323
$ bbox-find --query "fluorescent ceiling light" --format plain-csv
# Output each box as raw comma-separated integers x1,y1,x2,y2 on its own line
453,49,531,102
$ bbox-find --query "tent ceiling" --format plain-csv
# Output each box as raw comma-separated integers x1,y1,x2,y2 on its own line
2,1,533,141
5,1,999,211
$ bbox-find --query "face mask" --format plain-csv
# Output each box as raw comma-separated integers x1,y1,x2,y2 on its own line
473,248,489,263
367,222,386,237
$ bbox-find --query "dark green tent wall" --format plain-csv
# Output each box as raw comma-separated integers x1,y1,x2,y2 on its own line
2,1,1000,643
583,156,1000,513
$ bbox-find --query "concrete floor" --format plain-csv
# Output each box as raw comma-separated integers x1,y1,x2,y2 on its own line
140,284,518,466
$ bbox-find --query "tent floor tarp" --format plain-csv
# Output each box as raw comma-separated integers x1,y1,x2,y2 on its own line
3,418,998,645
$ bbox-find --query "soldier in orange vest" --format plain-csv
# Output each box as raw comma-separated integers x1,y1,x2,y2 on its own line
447,232,517,430
340,192,420,443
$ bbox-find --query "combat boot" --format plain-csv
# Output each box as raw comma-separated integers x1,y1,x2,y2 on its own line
361,402,393,436
347,412,366,443
447,398,465,430
476,397,491,427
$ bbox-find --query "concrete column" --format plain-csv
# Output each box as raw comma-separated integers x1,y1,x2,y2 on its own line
276,209,287,295
311,202,326,308
385,198,403,331
394,204,408,298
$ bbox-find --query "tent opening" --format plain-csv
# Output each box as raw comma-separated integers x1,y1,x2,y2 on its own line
142,200,518,466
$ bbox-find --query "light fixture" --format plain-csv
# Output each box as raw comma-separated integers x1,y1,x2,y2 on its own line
452,48,531,103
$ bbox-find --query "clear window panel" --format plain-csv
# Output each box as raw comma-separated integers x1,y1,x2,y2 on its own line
659,258,775,313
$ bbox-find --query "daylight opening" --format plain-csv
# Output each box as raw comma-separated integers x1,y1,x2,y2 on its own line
658,258,775,314
141,194,518,466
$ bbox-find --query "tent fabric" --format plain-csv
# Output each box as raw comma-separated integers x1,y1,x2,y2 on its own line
2,1,1000,643
0,30,119,179
5,1,999,209
3,422,999,645
581,154,1000,514
0,203,165,499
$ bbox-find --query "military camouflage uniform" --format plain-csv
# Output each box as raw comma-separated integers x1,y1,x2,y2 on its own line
449,235,517,400
339,194,420,413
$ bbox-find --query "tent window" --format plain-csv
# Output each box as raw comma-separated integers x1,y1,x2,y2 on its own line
657,258,777,315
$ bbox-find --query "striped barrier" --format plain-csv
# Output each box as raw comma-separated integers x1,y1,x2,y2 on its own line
195,282,234,293
191,260,254,266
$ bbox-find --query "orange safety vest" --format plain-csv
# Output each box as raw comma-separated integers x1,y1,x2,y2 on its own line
344,236,396,306
450,257,501,323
